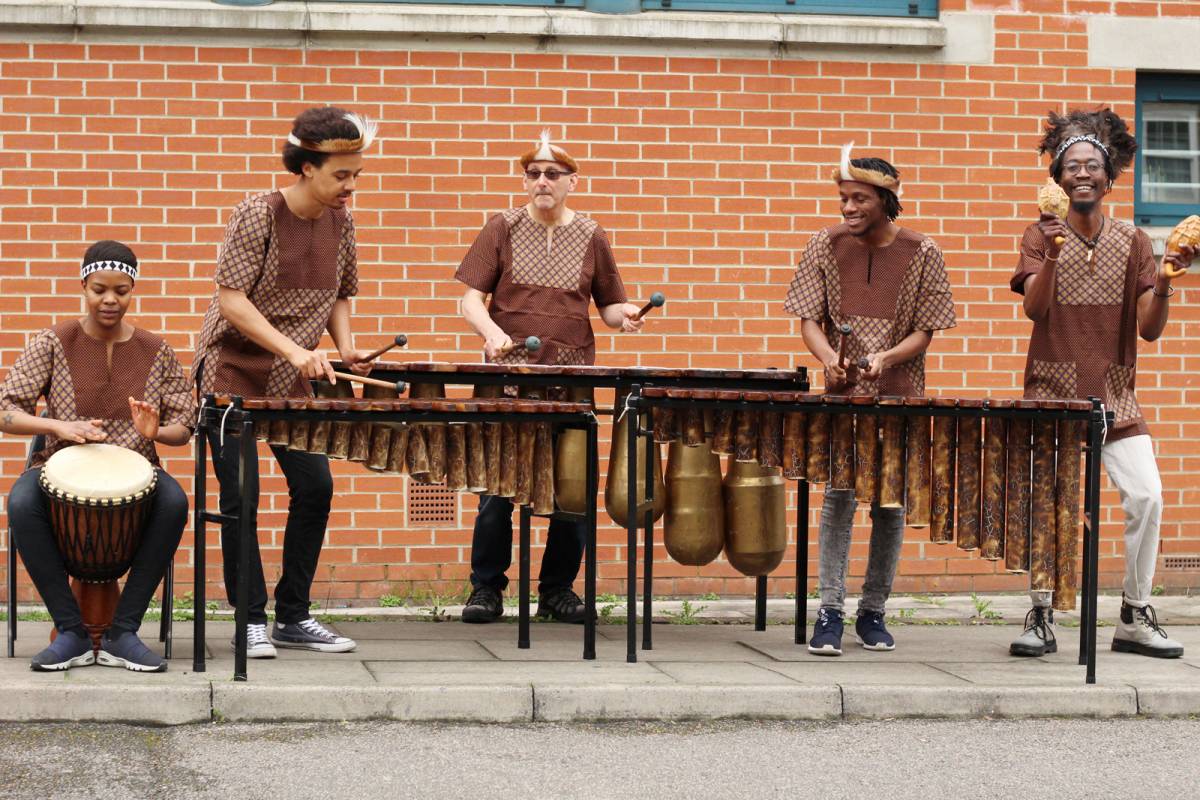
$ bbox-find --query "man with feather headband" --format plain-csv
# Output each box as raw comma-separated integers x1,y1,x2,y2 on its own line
784,145,956,656
192,106,380,657
1009,108,1194,659
455,131,643,625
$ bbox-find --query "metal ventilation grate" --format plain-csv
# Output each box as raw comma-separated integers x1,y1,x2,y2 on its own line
406,481,458,526
1163,556,1200,571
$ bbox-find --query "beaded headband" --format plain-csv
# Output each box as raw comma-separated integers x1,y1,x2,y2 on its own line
81,260,137,281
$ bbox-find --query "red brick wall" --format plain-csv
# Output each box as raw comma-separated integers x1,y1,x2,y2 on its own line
2,2,1198,607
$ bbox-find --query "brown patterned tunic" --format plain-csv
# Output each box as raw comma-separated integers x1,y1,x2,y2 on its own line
191,191,358,398
784,224,956,397
455,207,627,367
1011,218,1157,443
0,320,196,469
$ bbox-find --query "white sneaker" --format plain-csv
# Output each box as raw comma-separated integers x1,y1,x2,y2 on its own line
230,623,277,659
1111,600,1183,659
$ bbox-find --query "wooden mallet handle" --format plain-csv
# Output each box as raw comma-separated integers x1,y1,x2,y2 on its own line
634,292,666,321
498,335,542,357
332,371,406,394
837,323,852,367
362,334,408,363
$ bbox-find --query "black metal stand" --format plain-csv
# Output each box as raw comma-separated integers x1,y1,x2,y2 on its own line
193,396,599,679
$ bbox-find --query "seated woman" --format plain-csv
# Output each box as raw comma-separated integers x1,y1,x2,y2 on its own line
1,240,195,672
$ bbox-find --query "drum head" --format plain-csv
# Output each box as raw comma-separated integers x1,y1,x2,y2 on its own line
41,443,156,502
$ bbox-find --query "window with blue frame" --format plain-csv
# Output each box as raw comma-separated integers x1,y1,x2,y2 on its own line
1136,73,1200,227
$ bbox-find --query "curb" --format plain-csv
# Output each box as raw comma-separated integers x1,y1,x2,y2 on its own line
0,683,211,725
4,681,1187,724
841,685,1138,720
532,684,842,722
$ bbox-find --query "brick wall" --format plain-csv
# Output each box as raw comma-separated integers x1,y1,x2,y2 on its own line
2,0,1198,608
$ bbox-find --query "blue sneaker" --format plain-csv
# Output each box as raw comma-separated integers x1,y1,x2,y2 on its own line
855,610,896,651
808,607,844,656
97,631,167,673
30,629,95,672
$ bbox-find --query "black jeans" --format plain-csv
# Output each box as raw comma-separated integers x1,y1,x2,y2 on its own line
207,428,333,625
10,467,187,637
469,494,586,596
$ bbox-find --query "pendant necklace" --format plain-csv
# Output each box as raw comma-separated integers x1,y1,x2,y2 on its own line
1065,217,1105,271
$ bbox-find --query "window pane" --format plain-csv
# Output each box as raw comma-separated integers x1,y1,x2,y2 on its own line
1142,101,1200,205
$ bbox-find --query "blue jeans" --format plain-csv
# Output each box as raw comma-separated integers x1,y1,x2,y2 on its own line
817,488,904,615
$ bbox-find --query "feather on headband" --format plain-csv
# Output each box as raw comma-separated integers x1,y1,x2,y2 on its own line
830,142,902,197
287,112,378,154
519,129,578,173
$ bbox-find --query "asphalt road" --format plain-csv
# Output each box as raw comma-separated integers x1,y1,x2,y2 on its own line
2,718,1198,800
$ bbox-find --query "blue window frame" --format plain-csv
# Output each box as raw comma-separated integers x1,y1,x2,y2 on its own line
1136,73,1200,227
641,0,936,17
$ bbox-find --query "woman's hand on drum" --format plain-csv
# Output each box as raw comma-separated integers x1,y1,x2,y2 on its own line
128,397,161,441
56,418,107,444
287,346,337,383
339,348,376,376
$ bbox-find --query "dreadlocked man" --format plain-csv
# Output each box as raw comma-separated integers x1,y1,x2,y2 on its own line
784,145,956,656
1009,108,1195,659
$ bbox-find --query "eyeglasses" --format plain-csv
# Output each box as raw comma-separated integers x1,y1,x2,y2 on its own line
1062,160,1106,177
524,169,573,182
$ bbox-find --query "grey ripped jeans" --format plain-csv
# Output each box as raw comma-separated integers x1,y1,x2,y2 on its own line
818,488,905,615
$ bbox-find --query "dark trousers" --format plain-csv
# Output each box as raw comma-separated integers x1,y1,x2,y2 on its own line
207,429,333,626
470,494,585,595
10,467,187,637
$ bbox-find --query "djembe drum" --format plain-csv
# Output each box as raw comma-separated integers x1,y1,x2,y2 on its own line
39,443,157,651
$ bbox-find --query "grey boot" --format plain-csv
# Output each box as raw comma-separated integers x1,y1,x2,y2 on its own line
1009,606,1057,657
1112,599,1183,658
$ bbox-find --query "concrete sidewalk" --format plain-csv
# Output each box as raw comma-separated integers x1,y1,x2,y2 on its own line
3,595,1199,725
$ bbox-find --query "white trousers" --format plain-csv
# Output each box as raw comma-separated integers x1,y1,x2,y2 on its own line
1031,434,1162,610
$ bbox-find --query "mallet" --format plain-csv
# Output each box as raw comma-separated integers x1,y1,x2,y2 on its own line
634,292,666,321
497,335,542,357
331,372,407,394
362,334,408,363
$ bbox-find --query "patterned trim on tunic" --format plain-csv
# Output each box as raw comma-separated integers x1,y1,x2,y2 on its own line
1028,359,1079,400
1104,363,1141,424
191,191,358,399
1055,222,1132,306
503,207,598,291
0,322,196,469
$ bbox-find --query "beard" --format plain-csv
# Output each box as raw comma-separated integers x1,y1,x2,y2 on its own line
1070,198,1097,215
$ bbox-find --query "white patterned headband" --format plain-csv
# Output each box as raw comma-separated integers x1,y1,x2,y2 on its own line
81,260,137,281
1054,134,1110,160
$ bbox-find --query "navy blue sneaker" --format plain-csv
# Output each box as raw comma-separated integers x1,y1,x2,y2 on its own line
97,631,167,672
855,610,896,651
808,607,844,656
30,629,95,672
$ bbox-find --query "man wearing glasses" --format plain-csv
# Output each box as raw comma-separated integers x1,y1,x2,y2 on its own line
1008,108,1194,659
455,131,643,624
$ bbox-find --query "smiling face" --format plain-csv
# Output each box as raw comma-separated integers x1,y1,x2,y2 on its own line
82,270,134,330
1057,141,1111,214
523,160,577,215
302,152,364,210
838,180,889,238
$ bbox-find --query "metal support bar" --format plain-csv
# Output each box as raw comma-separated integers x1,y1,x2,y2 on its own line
625,384,640,663
1083,400,1106,685
583,415,598,660
795,480,809,644
754,575,767,631
233,418,256,682
192,415,208,673
642,404,655,651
